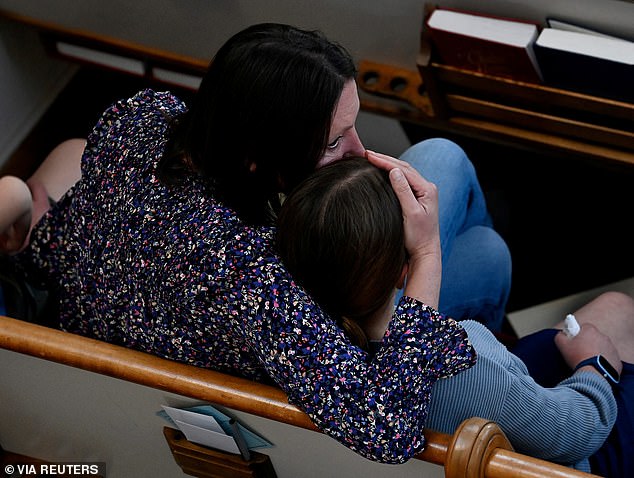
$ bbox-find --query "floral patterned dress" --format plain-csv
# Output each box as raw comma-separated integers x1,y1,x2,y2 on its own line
17,89,475,463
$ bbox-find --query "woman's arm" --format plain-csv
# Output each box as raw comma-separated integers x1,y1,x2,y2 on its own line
0,176,33,254
224,233,474,464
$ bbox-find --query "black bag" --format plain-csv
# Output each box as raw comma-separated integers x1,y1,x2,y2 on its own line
0,256,51,323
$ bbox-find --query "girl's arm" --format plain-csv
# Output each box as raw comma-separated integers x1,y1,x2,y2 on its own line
428,321,616,466
0,176,33,254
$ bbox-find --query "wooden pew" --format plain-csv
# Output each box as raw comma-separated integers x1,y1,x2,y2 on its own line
0,315,600,478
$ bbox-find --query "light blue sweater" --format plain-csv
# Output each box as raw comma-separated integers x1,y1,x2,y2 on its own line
426,320,617,472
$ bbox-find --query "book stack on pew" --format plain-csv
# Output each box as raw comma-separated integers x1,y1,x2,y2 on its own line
425,8,634,102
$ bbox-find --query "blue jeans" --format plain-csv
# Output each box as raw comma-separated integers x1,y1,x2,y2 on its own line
397,138,512,331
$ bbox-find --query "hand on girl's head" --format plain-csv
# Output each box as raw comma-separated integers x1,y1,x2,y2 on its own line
364,150,440,257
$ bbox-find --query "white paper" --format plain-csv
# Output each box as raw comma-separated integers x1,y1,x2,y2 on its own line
174,420,241,454
162,405,225,434
159,403,273,451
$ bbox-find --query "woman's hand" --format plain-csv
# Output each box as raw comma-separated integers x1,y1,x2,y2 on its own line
365,150,442,308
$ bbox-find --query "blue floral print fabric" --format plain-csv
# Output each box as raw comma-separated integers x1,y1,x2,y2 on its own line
16,90,476,463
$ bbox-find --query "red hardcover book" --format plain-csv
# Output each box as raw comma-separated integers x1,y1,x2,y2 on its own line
426,8,543,83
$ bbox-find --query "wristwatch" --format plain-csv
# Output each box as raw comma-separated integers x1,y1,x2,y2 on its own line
574,355,620,384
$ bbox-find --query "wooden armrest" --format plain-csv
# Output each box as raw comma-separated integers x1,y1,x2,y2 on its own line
446,418,600,478
0,315,306,428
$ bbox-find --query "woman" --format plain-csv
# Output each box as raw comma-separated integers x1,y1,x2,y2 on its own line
277,156,633,477
5,23,505,462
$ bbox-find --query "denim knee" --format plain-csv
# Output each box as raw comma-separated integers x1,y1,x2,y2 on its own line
402,137,468,167
439,225,512,330
478,226,512,303
401,138,476,187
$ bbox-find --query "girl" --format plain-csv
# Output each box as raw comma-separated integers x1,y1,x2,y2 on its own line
276,156,634,477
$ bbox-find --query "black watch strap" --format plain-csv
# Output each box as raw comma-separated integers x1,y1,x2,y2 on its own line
574,355,620,384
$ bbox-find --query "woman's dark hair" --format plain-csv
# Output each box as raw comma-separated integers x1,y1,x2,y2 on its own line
158,23,357,225
276,157,406,349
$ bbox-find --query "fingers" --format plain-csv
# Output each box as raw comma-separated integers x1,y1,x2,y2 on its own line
365,149,409,171
366,150,425,183
366,149,438,230
366,150,436,199
388,168,422,214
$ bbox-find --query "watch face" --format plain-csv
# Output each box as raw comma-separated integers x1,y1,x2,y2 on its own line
597,355,620,384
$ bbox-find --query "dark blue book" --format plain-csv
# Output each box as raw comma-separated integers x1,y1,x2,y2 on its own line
534,28,634,102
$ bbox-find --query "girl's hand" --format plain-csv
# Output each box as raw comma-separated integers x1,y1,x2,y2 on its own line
555,323,623,378
365,150,442,308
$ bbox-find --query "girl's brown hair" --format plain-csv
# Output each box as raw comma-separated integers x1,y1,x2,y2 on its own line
276,157,406,349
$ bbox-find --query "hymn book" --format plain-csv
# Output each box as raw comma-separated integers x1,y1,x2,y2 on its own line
425,8,543,83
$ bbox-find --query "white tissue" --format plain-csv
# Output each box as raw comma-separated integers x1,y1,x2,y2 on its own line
563,314,580,337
